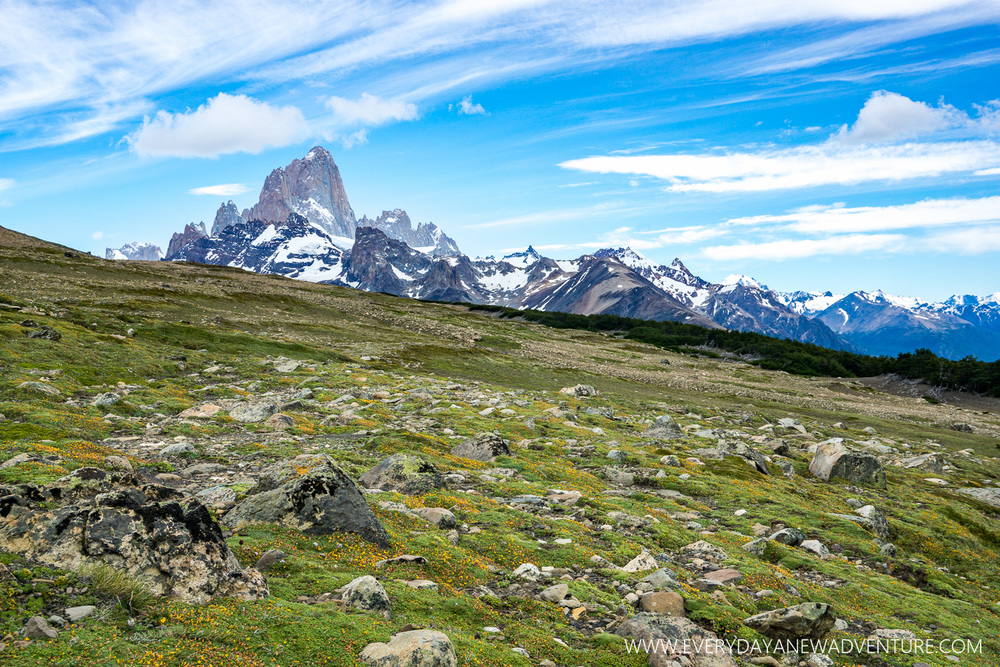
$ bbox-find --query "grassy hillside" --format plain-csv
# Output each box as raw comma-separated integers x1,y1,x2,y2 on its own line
1,229,998,667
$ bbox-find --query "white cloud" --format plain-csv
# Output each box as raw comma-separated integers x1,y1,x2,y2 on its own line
922,225,1000,254
457,95,487,115
325,93,417,127
703,233,904,261
127,93,309,158
92,231,104,240
835,91,966,143
560,140,1000,193
339,129,370,149
726,196,1000,234
0,178,13,192
188,183,250,196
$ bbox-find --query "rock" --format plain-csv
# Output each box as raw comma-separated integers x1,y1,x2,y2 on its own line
642,416,683,440
343,575,391,619
560,384,598,397
742,539,769,557
91,392,122,408
159,442,194,456
196,486,237,507
24,616,58,640
616,613,737,667
701,569,742,586
450,433,511,462
359,630,457,667
540,583,569,602
623,550,659,573
805,654,834,667
639,591,685,616
179,404,224,419
359,454,444,496
512,563,541,580
949,422,974,433
229,401,279,423
254,549,287,572
809,441,886,488
800,540,830,557
956,487,1000,510
405,579,439,591
640,568,680,589
900,454,944,473
878,542,898,556
64,605,96,622
743,603,836,641
660,454,681,466
769,528,804,547
0,453,37,470
264,413,295,429
606,449,627,462
103,455,133,473
856,505,890,539
26,327,62,341
224,456,389,547
412,507,456,529
0,470,267,603
183,463,225,476
18,381,61,396
777,417,807,434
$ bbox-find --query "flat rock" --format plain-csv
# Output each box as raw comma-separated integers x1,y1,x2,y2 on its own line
229,401,279,423
639,591,685,616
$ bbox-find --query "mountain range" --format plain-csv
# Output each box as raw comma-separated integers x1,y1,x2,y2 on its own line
107,146,1000,362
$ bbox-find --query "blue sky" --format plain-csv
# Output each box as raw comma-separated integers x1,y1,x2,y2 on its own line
2,0,999,301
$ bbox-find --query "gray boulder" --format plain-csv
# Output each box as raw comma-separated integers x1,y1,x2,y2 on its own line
360,629,457,667
360,454,445,495
809,441,886,488
229,401,279,423
224,458,390,547
616,613,737,667
956,487,1000,510
18,381,61,396
24,616,59,639
769,528,805,547
91,392,122,408
343,575,391,619
743,602,836,641
856,505,891,539
641,415,683,440
0,469,267,604
450,433,511,462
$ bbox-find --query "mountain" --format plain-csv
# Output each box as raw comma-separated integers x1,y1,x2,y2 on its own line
105,242,163,261
166,223,208,258
112,146,997,359
596,248,848,350
358,209,460,256
808,290,1000,361
243,146,356,243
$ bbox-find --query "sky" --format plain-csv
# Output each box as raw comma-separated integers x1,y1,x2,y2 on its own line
1,0,999,302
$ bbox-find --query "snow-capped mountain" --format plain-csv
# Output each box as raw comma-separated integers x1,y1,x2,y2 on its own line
109,146,998,360
105,242,163,261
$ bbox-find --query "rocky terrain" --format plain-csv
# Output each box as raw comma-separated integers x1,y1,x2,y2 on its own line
6,226,1000,667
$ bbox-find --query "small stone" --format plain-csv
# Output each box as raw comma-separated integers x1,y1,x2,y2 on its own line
540,583,569,603
64,605,96,623
513,563,541,580
413,507,457,529
103,455,133,473
254,549,287,573
623,551,658,573
800,540,830,557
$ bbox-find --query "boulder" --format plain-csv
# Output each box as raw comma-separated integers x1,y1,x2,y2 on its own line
956,487,1000,510
343,575,391,619
359,454,444,496
800,540,830,557
223,458,390,547
623,550,659,573
769,528,804,547
640,568,680,589
18,381,60,396
616,613,737,667
809,441,886,488
450,433,511,462
641,416,683,440
560,384,598,397
178,404,224,419
413,507,457,529
856,505,891,540
91,392,122,408
359,629,457,667
0,469,267,603
24,616,58,639
229,401,279,423
64,605,96,622
639,591,685,616
743,603,836,641
540,583,569,603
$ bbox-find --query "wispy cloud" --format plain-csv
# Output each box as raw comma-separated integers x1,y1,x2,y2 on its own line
726,196,1000,234
703,233,905,261
0,178,13,192
126,93,308,158
188,183,250,196
325,93,418,127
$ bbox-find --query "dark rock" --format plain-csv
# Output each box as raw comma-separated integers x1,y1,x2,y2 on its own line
26,327,61,341
24,616,58,640
743,602,837,641
641,415,683,440
616,613,736,667
810,442,886,488
224,457,390,547
769,528,805,547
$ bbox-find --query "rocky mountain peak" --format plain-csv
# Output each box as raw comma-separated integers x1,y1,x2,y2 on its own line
167,222,208,258
212,200,245,236
244,146,356,240
357,208,461,256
